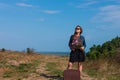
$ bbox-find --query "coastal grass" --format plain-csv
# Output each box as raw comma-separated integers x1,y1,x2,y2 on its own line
83,58,120,80
0,51,42,79
0,51,120,80
46,62,63,77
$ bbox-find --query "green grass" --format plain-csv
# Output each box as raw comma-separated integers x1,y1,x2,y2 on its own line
83,58,120,80
3,71,13,78
3,60,41,78
84,69,98,77
84,68,120,80
46,62,63,77
0,60,7,68
108,76,120,80
16,63,33,72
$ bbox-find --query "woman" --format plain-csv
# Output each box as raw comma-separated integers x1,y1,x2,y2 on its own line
67,25,86,75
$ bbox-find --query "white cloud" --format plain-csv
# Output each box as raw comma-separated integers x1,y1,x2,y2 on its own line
91,5,120,31
76,1,98,8
68,1,98,9
107,0,120,3
100,5,120,11
92,5,120,25
16,3,33,7
70,0,120,9
42,10,61,14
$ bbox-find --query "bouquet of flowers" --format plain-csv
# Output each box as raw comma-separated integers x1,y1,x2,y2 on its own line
71,39,83,50
76,41,83,49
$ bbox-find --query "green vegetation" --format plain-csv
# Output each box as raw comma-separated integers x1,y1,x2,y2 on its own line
0,52,42,79
0,36,119,80
84,36,120,79
87,36,120,60
46,62,63,77
3,61,40,78
1,48,6,52
26,48,35,54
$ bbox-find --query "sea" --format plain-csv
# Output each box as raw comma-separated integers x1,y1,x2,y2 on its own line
38,52,70,56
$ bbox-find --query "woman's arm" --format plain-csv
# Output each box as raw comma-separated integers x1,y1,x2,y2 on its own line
83,36,86,48
80,36,86,51
68,35,74,51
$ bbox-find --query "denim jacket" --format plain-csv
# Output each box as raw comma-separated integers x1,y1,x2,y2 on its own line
69,35,86,50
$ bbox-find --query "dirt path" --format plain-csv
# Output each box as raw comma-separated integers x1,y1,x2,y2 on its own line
80,73,97,80
22,55,97,80
25,63,97,80
22,62,48,80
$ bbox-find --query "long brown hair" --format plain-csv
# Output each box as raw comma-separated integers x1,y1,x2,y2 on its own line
74,25,83,35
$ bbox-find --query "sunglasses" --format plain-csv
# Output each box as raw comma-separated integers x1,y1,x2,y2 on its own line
75,28,80,30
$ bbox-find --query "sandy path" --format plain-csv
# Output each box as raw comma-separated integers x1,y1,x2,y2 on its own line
22,55,97,80
26,63,97,80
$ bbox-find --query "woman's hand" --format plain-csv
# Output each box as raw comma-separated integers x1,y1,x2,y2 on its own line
80,46,84,51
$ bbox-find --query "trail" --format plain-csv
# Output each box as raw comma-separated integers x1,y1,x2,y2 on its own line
80,72,97,80
22,62,48,80
24,63,97,80
21,55,97,80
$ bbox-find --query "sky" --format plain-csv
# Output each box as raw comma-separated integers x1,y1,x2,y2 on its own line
0,0,120,52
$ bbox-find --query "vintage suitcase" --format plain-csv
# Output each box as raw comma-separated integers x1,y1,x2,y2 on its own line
63,69,80,80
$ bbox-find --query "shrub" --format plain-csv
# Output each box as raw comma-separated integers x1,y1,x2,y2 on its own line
1,48,6,52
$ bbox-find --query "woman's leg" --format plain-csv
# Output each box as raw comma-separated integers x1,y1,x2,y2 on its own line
67,62,73,69
78,62,82,73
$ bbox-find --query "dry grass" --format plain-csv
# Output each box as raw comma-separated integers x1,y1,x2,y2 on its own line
84,58,120,80
0,51,119,80
0,51,69,80
0,51,42,79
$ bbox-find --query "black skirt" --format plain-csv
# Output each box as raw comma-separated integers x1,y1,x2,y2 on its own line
69,49,85,62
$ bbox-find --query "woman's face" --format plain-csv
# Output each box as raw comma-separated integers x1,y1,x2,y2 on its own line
75,27,81,33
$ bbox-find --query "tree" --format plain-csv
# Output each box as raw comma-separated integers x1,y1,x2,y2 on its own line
1,48,6,52
87,36,120,59
26,48,35,54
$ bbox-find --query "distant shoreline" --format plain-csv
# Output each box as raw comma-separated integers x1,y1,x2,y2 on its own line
37,52,70,56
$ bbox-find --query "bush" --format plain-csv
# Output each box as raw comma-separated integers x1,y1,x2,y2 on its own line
87,36,120,60
26,48,35,54
1,48,6,52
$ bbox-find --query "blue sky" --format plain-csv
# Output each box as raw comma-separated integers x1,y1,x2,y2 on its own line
0,0,120,52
